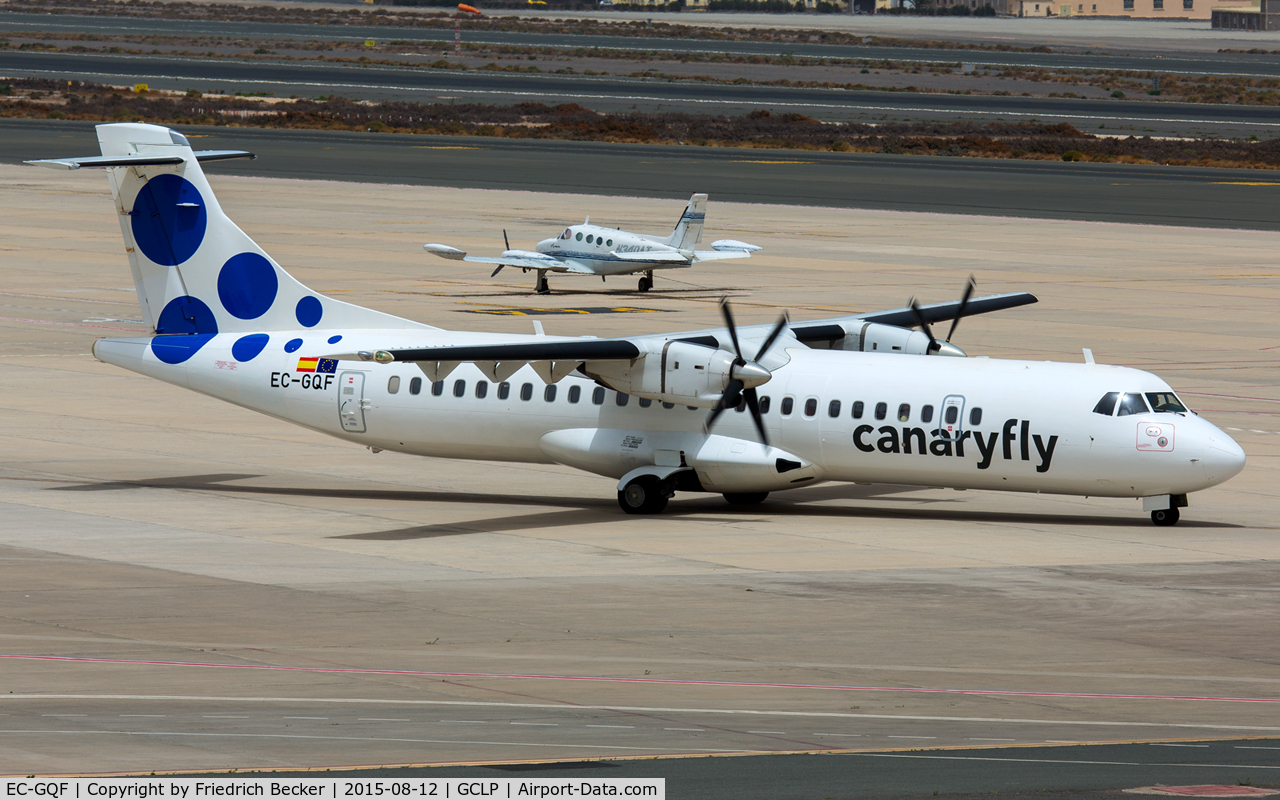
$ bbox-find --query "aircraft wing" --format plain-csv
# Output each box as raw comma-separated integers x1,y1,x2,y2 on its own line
788,292,1039,344
425,243,579,273
609,250,689,264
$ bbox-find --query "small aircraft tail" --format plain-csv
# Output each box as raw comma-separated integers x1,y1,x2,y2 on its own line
665,193,707,250
28,123,412,339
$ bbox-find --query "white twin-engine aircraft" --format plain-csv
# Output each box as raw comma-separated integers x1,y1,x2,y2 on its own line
422,193,760,294
31,124,1245,526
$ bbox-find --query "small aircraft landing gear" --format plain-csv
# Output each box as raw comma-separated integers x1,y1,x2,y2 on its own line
638,271,654,293
1151,507,1180,526
535,271,550,295
618,475,670,514
723,492,768,506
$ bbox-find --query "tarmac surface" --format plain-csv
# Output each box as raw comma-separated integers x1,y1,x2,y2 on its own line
7,119,1280,230
0,155,1278,788
6,11,1280,77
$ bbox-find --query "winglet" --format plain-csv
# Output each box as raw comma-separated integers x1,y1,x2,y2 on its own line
424,243,467,260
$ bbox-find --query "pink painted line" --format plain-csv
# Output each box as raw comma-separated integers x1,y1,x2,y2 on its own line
4,654,1279,705
0,316,142,332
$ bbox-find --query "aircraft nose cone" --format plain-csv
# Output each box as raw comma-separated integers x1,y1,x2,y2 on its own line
1202,433,1246,483
732,360,771,389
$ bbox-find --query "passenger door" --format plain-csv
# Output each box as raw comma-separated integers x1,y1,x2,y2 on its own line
338,371,367,433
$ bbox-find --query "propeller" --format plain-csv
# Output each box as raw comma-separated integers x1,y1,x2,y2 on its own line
705,298,789,446
908,276,975,358
490,229,511,278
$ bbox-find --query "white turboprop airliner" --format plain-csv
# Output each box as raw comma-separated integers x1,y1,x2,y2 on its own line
423,193,760,294
30,124,1246,526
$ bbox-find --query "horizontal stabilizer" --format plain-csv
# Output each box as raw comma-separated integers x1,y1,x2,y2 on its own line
25,150,255,170
692,250,753,263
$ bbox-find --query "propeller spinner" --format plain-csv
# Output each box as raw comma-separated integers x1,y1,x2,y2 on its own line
908,276,975,358
704,299,789,446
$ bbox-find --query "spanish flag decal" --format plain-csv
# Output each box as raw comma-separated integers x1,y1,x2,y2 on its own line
296,357,319,373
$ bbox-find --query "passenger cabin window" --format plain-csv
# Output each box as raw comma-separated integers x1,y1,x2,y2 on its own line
1093,392,1119,416
409,377,422,395
897,404,911,422
545,385,557,402
945,406,959,425
593,387,606,405
432,380,444,397
735,400,746,413
606,239,613,247
568,385,581,404
969,407,982,426
874,402,887,421
387,376,400,394
1146,392,1187,413
575,232,583,241
498,382,510,400
476,381,488,399
852,401,864,419
520,383,534,401
781,397,795,416
453,379,466,398
921,405,934,424
586,235,594,244
828,400,842,418
803,398,817,417
616,392,630,407
1117,392,1150,417
760,396,771,414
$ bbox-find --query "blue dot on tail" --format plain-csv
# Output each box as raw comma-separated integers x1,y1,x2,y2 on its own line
217,253,278,320
232,333,269,362
130,174,207,266
152,334,216,365
295,296,323,328
327,335,343,345
155,295,217,335
284,338,303,353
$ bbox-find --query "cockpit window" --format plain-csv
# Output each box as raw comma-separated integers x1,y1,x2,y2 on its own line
561,229,572,240
1146,392,1188,413
1092,391,1119,416
1116,392,1150,417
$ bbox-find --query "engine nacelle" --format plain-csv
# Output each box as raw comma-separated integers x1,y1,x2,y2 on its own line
581,341,740,409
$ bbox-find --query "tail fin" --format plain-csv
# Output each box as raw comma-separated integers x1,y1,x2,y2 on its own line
665,193,707,250
28,123,420,336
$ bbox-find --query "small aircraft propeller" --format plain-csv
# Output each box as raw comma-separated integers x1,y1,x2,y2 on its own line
490,230,511,278
908,276,975,358
705,298,789,446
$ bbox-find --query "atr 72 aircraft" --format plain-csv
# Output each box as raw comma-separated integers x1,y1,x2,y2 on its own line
423,193,760,294
30,124,1246,525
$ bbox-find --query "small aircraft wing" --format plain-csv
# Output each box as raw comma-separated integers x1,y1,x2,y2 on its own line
609,250,689,264
425,243,575,273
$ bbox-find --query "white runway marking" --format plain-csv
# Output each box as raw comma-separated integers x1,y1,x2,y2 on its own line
9,695,1280,733
889,735,937,739
1150,743,1210,748
586,725,635,729
40,714,85,717
814,733,864,737
119,715,165,718
967,738,1017,742
748,731,787,735
202,715,249,718
510,722,558,726
283,716,328,720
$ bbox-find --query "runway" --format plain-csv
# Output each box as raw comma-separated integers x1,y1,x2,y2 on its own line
6,119,1280,231
6,11,1280,78
0,161,1277,786
4,50,1280,138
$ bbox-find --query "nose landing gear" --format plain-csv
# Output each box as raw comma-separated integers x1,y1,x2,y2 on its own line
1151,507,1180,526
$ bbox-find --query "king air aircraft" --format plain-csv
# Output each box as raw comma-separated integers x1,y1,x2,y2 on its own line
31,124,1245,525
423,193,760,294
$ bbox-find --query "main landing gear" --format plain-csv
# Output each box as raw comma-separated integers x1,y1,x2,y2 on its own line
637,271,654,293
535,270,550,295
618,475,670,514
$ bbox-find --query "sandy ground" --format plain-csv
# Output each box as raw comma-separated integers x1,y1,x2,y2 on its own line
0,162,1277,774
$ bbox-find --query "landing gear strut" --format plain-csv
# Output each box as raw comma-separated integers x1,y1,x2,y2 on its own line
535,270,550,295
638,271,654,293
618,475,670,514
1151,507,1180,526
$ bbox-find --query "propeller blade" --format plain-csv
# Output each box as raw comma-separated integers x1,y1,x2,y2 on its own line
704,379,744,435
743,387,769,447
719,297,745,362
908,298,938,352
753,313,791,362
503,229,511,251
490,265,504,278
945,276,976,343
